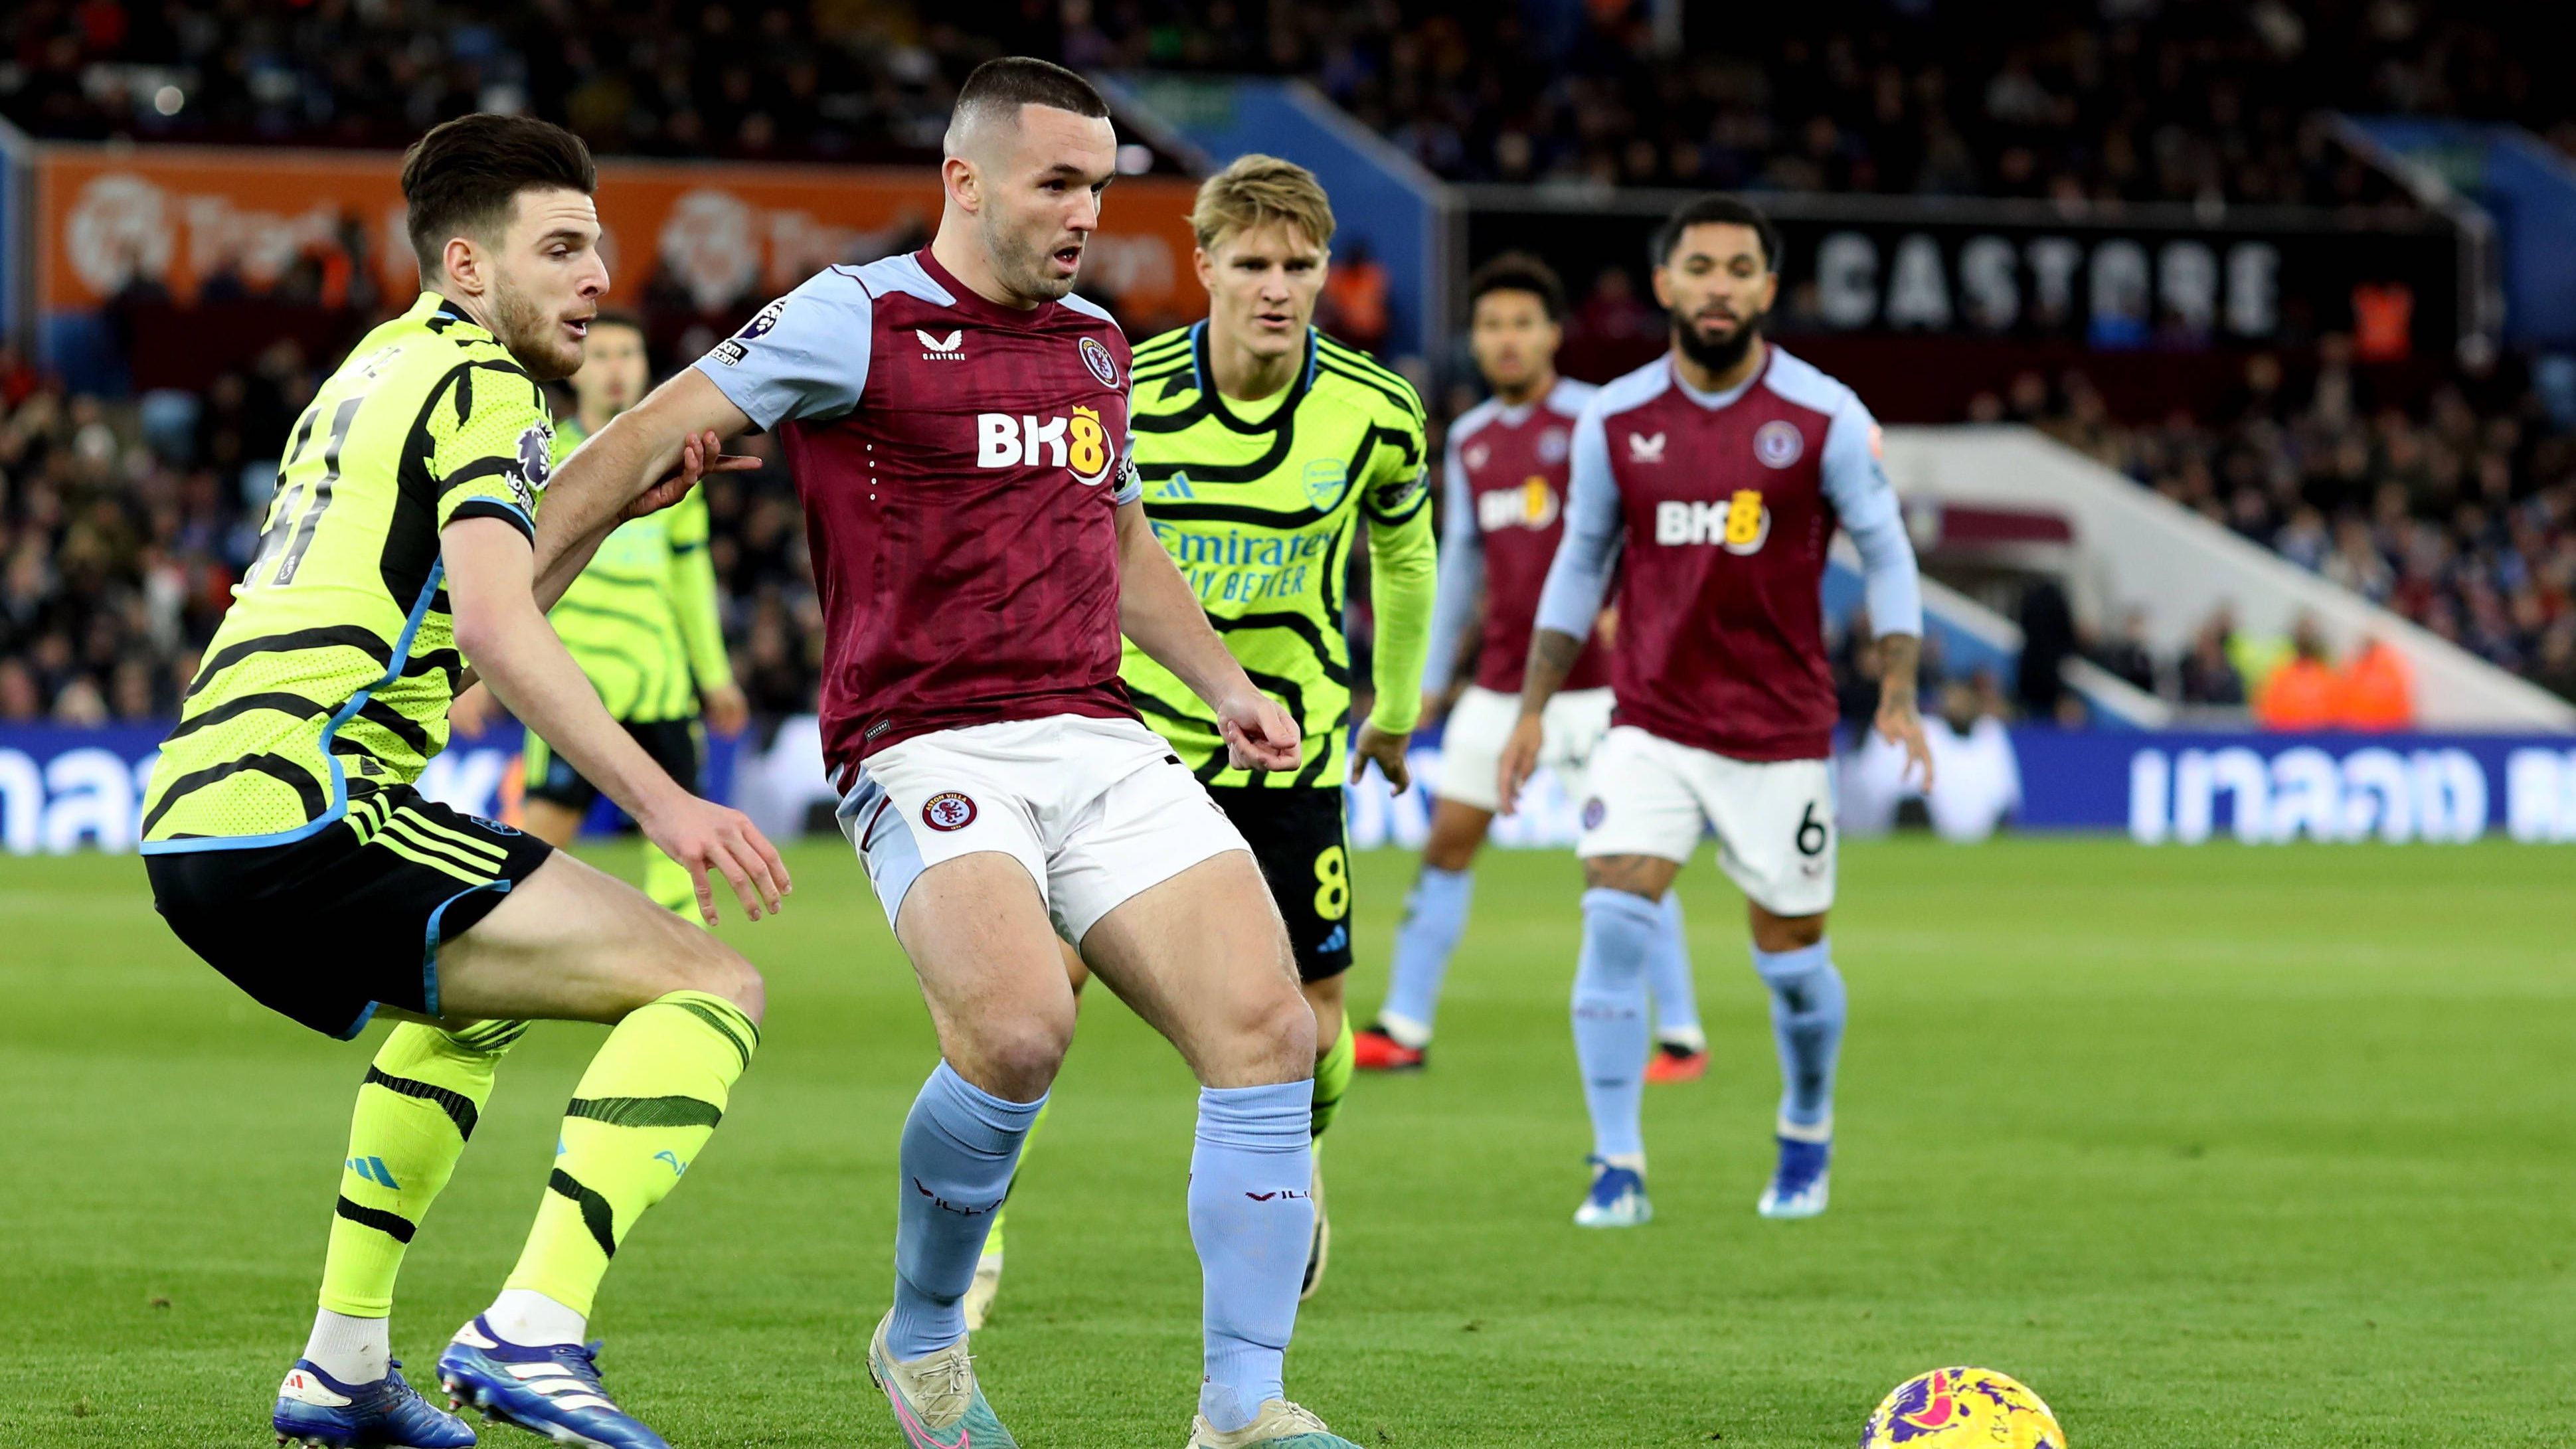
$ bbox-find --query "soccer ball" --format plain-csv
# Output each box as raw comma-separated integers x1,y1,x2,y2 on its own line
1859,1367,2064,1447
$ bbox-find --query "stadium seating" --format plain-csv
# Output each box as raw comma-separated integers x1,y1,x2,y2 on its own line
7,4,2575,726
11,3,2571,197
2002,347,2576,702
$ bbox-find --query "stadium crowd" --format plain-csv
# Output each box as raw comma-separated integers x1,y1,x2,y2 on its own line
11,318,2576,734
8,3,2575,728
9,1,2565,205
0,345,827,728
2000,342,2576,705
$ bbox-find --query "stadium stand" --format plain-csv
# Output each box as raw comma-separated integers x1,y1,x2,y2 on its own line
1286,1,2562,203
0,0,1023,161
6,3,2575,726
11,2,2567,198
0,354,821,726
2003,343,2576,700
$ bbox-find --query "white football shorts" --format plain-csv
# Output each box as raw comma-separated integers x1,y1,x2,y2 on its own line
837,713,1250,944
1576,724,1837,917
1436,685,1616,813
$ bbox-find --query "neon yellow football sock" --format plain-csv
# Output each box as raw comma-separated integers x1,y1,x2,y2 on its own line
502,991,757,1317
319,1019,527,1317
983,1098,1053,1260
640,839,699,920
1311,1013,1354,1140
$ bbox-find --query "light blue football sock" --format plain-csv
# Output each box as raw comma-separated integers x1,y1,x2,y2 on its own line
1752,940,1846,1135
1572,889,1660,1161
1377,866,1474,1040
1646,891,1703,1047
1191,1080,1314,1433
887,1062,1044,1359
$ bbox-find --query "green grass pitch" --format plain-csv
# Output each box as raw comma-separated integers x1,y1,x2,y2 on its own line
3,837,2571,1446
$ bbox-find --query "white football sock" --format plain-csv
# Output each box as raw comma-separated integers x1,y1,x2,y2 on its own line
303,1308,390,1385
484,1289,587,1347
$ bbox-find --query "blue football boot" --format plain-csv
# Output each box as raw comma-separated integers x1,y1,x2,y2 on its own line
1757,1134,1832,1219
436,1316,667,1449
272,1358,475,1448
1572,1155,1652,1229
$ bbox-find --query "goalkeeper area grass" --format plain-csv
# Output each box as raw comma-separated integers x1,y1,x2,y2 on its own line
3,837,2569,1446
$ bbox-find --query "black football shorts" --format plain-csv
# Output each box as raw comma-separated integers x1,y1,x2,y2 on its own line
1205,784,1353,984
147,786,554,1039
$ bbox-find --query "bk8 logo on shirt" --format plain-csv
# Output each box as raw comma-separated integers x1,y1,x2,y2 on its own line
1477,475,1562,531
1654,489,1770,553
976,405,1116,483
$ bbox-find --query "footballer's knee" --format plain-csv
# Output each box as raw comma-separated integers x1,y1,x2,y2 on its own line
666,924,766,1023
1419,835,1480,872
952,997,1076,1102
1583,853,1677,900
1420,802,1490,871
1750,904,1825,953
708,955,767,1025
1209,957,1315,1086
1246,981,1320,1084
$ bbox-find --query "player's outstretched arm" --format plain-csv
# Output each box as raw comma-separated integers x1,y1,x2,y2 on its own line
451,428,744,697
534,370,762,611
446,516,790,923
1112,499,1300,773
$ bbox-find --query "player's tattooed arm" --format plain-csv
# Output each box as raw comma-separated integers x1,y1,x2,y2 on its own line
1874,632,1935,788
1112,501,1302,773
1496,627,1584,814
1519,628,1585,713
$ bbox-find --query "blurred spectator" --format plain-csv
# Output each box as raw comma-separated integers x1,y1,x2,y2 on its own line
2253,614,2338,730
0,659,39,721
1320,240,1390,355
1573,267,1661,348
2336,635,2416,730
2531,620,2576,703
2013,578,2075,721
2179,613,2248,707
2031,348,2576,695
2089,606,2158,695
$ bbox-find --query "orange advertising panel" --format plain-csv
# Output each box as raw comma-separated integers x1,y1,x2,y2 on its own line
37,145,1205,321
